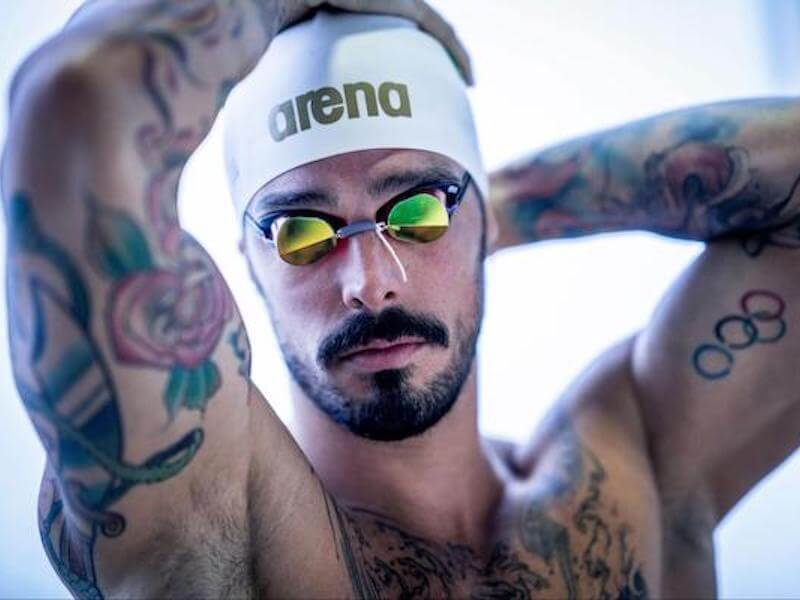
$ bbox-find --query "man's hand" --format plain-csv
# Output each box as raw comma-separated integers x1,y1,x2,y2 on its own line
277,0,474,84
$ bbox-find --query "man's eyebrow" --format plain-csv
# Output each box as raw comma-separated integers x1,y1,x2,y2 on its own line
367,166,462,198
252,189,337,213
251,165,461,213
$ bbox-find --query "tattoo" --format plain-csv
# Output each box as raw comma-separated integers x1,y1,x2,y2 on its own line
330,505,550,599
228,323,252,378
519,501,575,598
497,109,800,255
325,423,648,599
7,2,269,593
518,422,583,598
738,174,800,256
77,1,249,421
7,193,204,599
520,424,648,600
692,289,787,380
250,0,283,40
129,0,268,130
86,190,233,419
322,489,381,598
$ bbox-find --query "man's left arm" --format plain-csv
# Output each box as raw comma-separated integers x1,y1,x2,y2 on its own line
489,97,800,522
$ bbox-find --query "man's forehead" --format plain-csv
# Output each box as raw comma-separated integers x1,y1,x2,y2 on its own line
248,149,463,213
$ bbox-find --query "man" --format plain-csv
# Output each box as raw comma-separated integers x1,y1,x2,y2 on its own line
4,0,799,597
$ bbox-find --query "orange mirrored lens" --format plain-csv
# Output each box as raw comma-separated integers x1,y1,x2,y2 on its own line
276,217,337,265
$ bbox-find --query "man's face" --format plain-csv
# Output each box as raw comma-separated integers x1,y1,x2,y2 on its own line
242,149,486,441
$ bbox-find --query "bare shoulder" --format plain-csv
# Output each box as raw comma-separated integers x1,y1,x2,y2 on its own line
507,335,718,597
512,335,651,477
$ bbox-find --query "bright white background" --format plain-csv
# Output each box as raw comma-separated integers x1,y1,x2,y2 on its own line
2,1,799,597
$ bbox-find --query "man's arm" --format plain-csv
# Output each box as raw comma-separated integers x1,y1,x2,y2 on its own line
5,2,471,596
489,98,800,521
3,3,298,597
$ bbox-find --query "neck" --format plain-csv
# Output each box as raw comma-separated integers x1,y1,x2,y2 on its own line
290,365,502,547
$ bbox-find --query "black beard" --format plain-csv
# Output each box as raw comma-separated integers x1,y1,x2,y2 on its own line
282,242,485,441
284,312,480,441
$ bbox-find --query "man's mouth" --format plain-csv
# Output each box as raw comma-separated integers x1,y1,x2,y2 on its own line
338,339,428,371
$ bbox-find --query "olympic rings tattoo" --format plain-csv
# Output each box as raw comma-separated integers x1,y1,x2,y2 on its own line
692,289,787,380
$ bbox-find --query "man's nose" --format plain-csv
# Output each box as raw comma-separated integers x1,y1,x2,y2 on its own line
339,230,405,311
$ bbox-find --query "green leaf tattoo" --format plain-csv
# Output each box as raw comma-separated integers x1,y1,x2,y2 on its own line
8,192,204,599
87,193,155,279
86,196,232,418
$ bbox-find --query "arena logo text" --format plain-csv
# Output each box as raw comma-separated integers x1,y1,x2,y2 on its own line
268,81,412,141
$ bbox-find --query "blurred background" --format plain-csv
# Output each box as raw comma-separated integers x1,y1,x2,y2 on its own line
2,0,800,597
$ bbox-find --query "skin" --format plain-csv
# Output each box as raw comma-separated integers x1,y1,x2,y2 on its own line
4,1,799,598
489,102,800,596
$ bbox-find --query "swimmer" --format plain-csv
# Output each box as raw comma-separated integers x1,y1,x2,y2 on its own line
5,1,800,597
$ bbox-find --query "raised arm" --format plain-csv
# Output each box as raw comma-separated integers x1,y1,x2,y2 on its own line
2,0,470,598
489,98,800,251
489,98,800,569
3,2,287,596
4,2,471,596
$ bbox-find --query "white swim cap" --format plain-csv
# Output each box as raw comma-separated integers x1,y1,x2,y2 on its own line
222,9,487,224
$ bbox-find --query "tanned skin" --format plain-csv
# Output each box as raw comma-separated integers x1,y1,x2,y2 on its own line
4,0,798,597
490,101,800,596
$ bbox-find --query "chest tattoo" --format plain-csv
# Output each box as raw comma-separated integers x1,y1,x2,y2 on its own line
324,428,650,599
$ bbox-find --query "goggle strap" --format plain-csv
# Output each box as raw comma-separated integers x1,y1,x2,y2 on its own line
375,224,408,283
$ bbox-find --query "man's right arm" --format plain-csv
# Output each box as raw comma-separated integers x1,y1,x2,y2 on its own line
3,2,322,596
5,2,473,595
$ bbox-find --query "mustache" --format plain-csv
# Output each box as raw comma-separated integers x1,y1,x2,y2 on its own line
317,307,449,369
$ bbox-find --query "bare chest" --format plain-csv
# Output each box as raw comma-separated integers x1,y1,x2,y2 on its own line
316,445,661,599
253,431,717,598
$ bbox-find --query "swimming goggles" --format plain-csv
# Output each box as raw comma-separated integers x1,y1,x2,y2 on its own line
245,171,472,281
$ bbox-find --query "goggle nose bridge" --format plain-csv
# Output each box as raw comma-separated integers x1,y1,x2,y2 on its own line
336,219,388,239
334,219,407,283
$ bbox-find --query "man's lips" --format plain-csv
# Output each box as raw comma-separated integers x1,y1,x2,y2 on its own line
338,339,428,370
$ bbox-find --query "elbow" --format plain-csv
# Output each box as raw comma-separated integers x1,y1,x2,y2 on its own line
9,46,102,134
4,36,129,187
3,60,97,192
7,29,136,140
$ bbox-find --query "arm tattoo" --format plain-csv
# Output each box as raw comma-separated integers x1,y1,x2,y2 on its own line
86,190,233,418
7,194,204,599
494,106,800,256
692,289,787,380
324,425,649,599
109,5,244,418
125,0,274,132
7,1,273,594
738,177,800,257
228,322,253,379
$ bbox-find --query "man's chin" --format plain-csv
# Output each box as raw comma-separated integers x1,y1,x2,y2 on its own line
368,366,412,390
338,363,415,394
340,400,454,442
332,380,458,442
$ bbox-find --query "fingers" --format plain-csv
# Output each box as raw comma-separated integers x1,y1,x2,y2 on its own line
320,0,474,85
414,1,474,86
